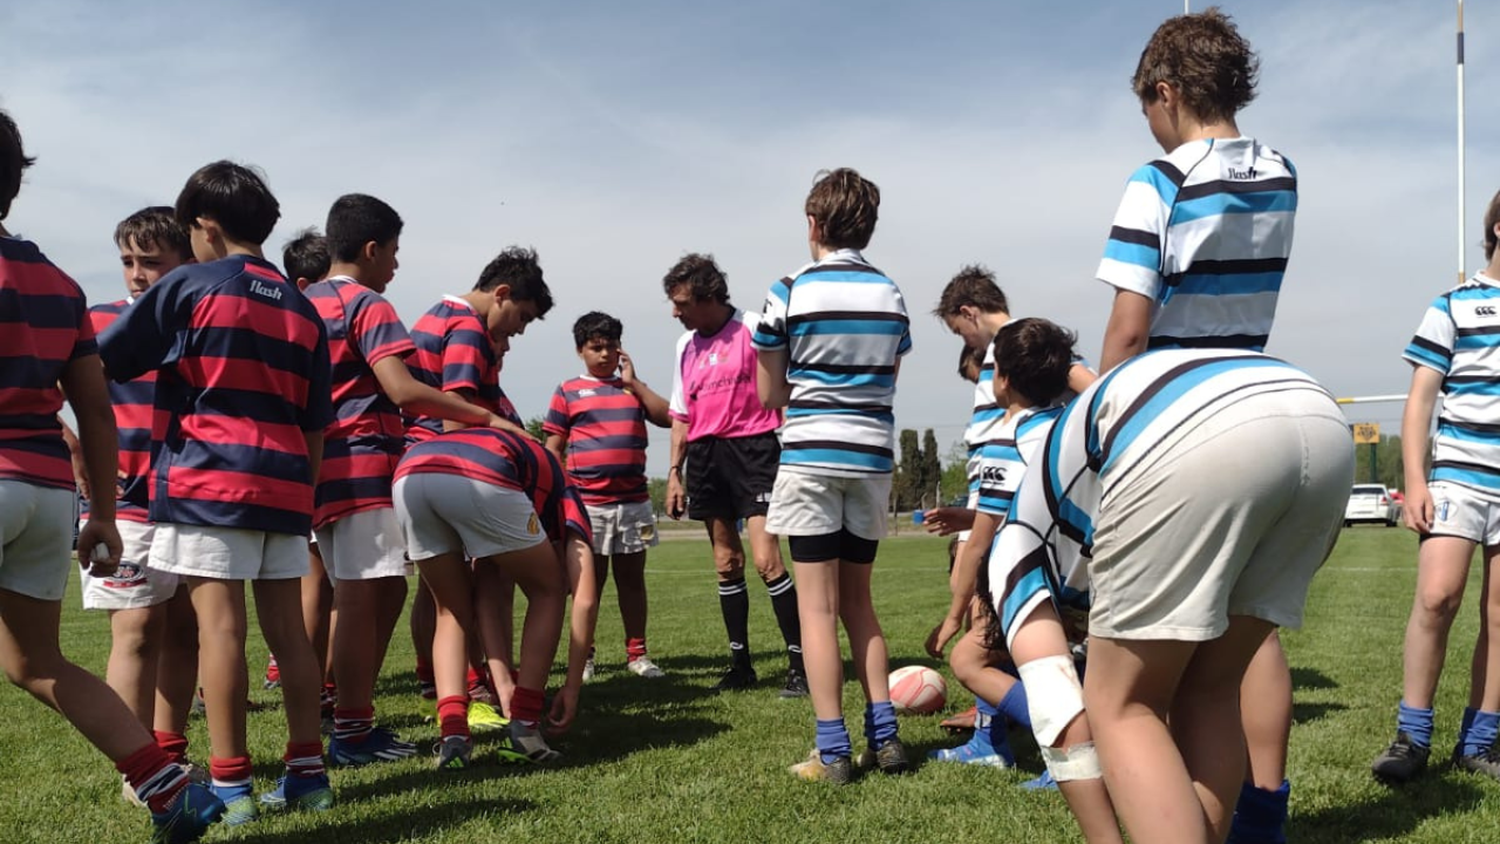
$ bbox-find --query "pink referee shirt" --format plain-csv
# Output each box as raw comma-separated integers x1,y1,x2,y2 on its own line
668,309,780,442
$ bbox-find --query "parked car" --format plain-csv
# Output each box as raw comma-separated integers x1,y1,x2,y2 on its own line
1345,484,1400,528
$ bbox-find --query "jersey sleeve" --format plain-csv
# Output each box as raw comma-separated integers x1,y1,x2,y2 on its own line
668,331,691,421
1402,294,1456,375
349,290,415,367
440,319,489,394
541,385,571,438
98,271,185,382
1095,162,1175,302
302,320,336,432
750,278,791,351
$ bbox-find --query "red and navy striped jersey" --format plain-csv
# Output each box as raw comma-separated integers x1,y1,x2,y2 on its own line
395,428,590,544
542,376,649,505
404,296,520,444
98,255,333,535
90,299,155,521
0,237,96,490
304,277,416,528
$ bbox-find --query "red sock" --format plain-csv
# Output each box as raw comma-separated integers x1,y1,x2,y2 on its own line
116,742,187,814
626,638,648,662
511,686,545,725
438,695,470,739
333,706,375,743
208,755,253,788
416,659,434,685
153,730,189,765
283,741,325,778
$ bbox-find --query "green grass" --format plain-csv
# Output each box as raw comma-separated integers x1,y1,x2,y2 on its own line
4,530,1500,843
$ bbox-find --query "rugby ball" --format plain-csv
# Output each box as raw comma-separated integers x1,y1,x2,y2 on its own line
888,665,946,715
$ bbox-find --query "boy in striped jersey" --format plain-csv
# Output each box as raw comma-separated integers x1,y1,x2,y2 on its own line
1372,191,1500,784
99,160,334,824
988,349,1351,844
0,110,223,844
1096,8,1295,372
306,195,524,768
87,207,208,800
754,168,912,783
545,312,671,679
927,319,1071,769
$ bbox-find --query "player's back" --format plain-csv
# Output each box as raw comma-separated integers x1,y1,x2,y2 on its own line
90,300,155,518
405,296,507,444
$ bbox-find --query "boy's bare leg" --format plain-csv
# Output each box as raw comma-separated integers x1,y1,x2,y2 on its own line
1241,632,1290,789
253,578,322,747
186,578,250,759
105,605,166,727
156,587,199,736
836,562,887,702
794,561,841,720
1402,536,1475,707
374,576,409,681
301,546,333,679
481,544,567,697
1469,546,1500,713
613,551,648,643
331,577,405,722
417,554,475,704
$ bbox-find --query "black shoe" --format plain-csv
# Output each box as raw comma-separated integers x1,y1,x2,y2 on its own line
1372,731,1430,783
1452,743,1500,780
712,663,758,693
779,668,809,699
857,737,911,775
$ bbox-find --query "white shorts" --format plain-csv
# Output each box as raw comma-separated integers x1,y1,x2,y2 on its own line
764,469,891,540
313,507,411,580
82,519,180,610
1426,481,1500,546
587,500,658,556
150,524,309,581
0,481,77,601
393,473,546,562
1087,390,1354,641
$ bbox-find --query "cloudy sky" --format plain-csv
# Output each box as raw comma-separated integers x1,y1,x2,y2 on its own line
2,0,1487,474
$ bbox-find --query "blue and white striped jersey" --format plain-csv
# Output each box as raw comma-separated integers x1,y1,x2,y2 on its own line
988,348,1332,649
752,249,912,477
1403,273,1500,495
975,405,1062,519
1096,137,1297,352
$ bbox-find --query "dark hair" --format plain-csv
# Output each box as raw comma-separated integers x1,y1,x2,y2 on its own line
114,206,191,260
174,161,280,245
1485,189,1500,261
0,110,33,221
1133,7,1258,124
325,193,403,263
282,227,330,284
572,311,623,349
934,264,1009,318
992,317,1075,408
662,253,730,304
974,549,1007,653
958,344,985,383
805,167,880,250
475,246,553,317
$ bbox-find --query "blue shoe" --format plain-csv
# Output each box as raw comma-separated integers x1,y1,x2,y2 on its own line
150,783,225,844
927,732,1013,767
330,726,418,766
207,782,257,827
1020,769,1058,790
258,772,335,813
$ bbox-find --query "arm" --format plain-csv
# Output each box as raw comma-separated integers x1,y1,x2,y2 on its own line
666,418,688,520
1098,289,1153,374
756,347,792,410
544,434,567,467
549,532,600,734
1067,362,1097,394
59,418,90,501
371,355,522,434
1401,366,1443,533
926,510,999,657
617,350,671,428
304,431,325,487
60,354,121,574
440,388,481,433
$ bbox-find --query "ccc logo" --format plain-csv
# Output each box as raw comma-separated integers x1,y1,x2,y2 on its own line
1478,306,1498,317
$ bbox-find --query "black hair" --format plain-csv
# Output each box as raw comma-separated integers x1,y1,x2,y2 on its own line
0,109,34,221
662,253,730,304
282,227,330,285
992,318,1075,408
325,193,403,263
474,246,553,317
572,311,623,349
174,161,280,245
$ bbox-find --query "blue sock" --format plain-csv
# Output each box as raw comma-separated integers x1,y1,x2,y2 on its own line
1397,700,1434,748
815,718,851,764
1229,779,1289,844
864,701,898,749
1462,709,1500,757
997,681,1031,730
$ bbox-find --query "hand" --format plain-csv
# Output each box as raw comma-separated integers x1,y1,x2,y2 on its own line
617,350,638,389
77,519,122,578
546,683,580,736
1404,483,1434,534
666,475,686,520
922,506,974,536
489,414,533,439
925,614,963,659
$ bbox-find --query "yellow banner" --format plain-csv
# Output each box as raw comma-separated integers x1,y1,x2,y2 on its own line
1352,423,1381,444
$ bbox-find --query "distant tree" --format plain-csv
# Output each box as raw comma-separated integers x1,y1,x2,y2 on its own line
940,437,970,505
1354,434,1406,490
648,476,668,517
894,428,921,511
919,429,942,510
526,416,547,442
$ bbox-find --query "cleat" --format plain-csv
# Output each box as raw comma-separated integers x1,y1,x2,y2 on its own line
928,731,1013,768
856,737,911,775
150,782,225,844
789,749,853,784
779,667,809,699
711,663,758,693
262,655,281,690
329,725,418,767
1452,744,1500,781
627,656,665,678
258,773,334,813
208,783,258,827
581,656,596,683
1372,731,1430,783
496,721,560,764
1020,769,1058,790
467,699,508,733
434,735,473,770
941,705,978,734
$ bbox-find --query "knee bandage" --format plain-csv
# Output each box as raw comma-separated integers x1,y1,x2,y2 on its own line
1017,654,1085,747
1041,742,1102,782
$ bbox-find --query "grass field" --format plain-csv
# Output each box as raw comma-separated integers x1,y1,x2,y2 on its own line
5,529,1500,843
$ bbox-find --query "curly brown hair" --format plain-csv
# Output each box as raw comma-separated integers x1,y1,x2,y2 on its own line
805,168,880,251
1132,7,1258,125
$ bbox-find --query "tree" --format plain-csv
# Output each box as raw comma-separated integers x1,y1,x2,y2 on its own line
1354,434,1406,491
526,416,547,442
648,476,668,517
939,437,970,505
894,428,922,511
919,429,942,510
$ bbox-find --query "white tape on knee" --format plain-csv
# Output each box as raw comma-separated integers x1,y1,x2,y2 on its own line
1017,654,1084,747
1041,742,1102,782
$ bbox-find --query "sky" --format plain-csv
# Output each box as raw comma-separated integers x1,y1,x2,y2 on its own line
1,0,1489,475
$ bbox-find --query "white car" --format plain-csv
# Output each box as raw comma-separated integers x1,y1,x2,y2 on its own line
1345,484,1399,528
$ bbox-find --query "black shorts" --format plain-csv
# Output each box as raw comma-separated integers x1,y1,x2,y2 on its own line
685,432,780,521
